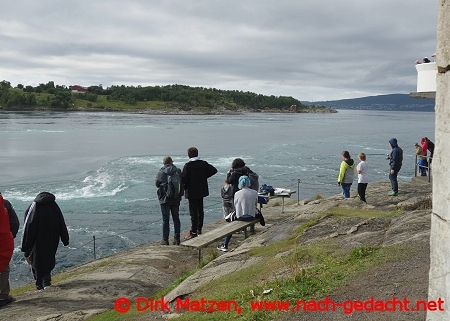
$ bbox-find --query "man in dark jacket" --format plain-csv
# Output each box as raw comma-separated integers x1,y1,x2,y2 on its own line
182,147,217,239
21,191,69,291
388,138,403,196
156,156,182,245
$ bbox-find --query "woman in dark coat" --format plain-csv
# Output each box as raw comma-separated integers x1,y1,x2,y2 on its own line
226,158,249,196
21,191,69,291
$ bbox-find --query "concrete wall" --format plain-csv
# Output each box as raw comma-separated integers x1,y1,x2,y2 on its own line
428,1,450,320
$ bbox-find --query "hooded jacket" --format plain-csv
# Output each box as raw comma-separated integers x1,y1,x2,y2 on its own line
155,163,182,205
0,195,14,272
226,166,249,196
182,158,217,199
21,192,69,273
389,138,403,171
337,158,355,184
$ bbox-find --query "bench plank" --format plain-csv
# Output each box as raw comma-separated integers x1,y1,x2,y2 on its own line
181,219,259,250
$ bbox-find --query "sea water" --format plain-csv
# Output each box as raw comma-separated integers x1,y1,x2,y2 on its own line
0,110,434,287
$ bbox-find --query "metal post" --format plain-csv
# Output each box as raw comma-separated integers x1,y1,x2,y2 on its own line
93,235,96,260
297,179,300,205
414,155,418,177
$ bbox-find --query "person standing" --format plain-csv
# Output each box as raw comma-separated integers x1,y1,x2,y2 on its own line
415,143,427,176
337,151,355,198
221,179,234,219
155,156,182,245
217,179,234,252
424,137,435,165
226,158,249,196
21,191,69,291
420,137,429,174
388,138,403,196
356,153,369,203
0,194,15,308
182,147,217,240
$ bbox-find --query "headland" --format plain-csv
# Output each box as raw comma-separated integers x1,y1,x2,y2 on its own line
3,179,432,321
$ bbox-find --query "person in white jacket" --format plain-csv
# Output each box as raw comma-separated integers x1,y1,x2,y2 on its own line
357,153,369,203
217,176,258,251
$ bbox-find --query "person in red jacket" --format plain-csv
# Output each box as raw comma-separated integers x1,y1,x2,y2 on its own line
0,194,15,308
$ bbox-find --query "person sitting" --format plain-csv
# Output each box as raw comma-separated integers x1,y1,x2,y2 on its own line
217,176,258,252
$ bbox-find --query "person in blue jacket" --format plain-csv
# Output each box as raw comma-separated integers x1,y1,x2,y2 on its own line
387,138,403,196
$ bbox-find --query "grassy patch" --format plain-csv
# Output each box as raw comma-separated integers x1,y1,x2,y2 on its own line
292,213,330,238
324,206,402,219
171,241,405,321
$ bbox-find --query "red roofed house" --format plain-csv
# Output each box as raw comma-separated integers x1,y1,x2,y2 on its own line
70,85,87,94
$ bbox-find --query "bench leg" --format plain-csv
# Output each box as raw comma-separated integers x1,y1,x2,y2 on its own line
198,249,201,264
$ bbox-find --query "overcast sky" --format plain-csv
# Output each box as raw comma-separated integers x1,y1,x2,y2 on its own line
0,0,439,101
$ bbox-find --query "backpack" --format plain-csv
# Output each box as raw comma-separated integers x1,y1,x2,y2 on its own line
166,171,183,200
260,184,275,196
248,170,259,191
426,139,435,153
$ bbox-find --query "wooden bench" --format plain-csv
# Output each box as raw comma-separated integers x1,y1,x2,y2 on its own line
181,219,260,263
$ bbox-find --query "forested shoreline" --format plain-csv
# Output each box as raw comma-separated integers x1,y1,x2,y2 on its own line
0,80,335,113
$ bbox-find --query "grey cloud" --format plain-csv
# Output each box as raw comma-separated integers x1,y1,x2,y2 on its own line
0,0,439,100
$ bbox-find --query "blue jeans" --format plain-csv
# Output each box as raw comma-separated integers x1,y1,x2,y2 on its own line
389,170,399,193
160,203,181,241
418,159,427,175
341,183,351,198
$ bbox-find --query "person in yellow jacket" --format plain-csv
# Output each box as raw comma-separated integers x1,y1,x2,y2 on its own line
337,150,355,198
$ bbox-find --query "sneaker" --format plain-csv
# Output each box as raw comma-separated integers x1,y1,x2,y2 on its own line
184,231,197,240
0,296,14,308
35,285,44,292
197,229,202,235
217,243,228,252
160,240,169,245
388,191,398,196
173,237,180,245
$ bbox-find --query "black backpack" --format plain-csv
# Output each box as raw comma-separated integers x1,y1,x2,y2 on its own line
248,170,259,191
166,171,183,200
426,139,435,153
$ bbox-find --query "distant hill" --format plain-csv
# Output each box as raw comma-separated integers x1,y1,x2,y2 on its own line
303,94,435,111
